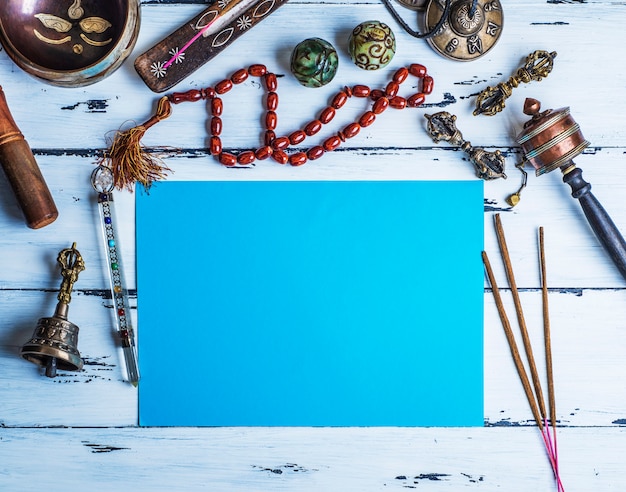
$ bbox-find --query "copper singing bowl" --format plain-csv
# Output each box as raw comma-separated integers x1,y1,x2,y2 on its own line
0,0,140,87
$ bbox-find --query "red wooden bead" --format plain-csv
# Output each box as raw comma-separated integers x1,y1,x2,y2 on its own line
409,63,427,78
369,89,385,100
422,75,434,95
265,130,276,146
385,81,399,98
331,91,349,109
202,87,216,99
272,149,289,164
407,93,426,107
359,111,376,127
265,73,278,92
219,152,237,166
249,64,267,77
289,130,307,145
342,122,361,139
320,106,336,124
237,151,256,165
323,135,341,152
272,136,290,150
169,89,203,104
215,79,233,94
265,111,277,130
304,120,322,136
352,85,370,97
372,96,389,114
393,67,409,84
267,92,278,111
307,146,325,160
289,152,308,166
210,116,222,136
343,85,353,97
389,96,407,109
209,136,222,155
211,97,223,116
255,146,273,160
231,68,249,84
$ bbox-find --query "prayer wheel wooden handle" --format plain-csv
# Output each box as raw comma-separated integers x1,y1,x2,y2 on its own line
563,167,626,279
0,87,58,229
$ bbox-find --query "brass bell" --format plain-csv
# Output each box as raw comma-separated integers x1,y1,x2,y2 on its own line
21,243,86,377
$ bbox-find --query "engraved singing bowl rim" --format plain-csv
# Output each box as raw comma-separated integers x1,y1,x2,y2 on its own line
0,0,141,87
517,100,590,176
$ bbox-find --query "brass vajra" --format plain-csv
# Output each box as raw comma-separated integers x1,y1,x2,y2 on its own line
425,111,507,180
474,50,557,116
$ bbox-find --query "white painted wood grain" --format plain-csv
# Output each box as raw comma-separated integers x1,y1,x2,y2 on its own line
1,426,625,491
1,0,626,490
2,287,625,428
0,2,624,150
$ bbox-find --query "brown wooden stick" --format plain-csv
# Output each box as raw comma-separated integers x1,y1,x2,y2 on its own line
494,214,548,421
482,250,544,429
0,87,58,228
539,226,557,428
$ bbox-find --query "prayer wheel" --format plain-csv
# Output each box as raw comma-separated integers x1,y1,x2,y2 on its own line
517,98,626,280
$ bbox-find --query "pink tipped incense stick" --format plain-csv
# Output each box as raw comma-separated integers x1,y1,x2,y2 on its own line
135,0,289,93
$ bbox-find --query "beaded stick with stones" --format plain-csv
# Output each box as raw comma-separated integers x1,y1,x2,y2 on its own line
99,63,433,190
91,166,140,386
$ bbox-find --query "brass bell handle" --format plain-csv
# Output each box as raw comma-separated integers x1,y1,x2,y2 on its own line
425,111,507,180
56,242,85,306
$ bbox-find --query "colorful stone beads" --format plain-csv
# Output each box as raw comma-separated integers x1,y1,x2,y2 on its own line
349,20,396,70
290,37,339,88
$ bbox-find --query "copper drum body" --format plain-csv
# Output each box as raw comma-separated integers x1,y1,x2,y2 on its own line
0,0,140,87
517,100,590,176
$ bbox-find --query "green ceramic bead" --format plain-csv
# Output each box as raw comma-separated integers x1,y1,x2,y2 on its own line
290,37,339,88
349,21,396,70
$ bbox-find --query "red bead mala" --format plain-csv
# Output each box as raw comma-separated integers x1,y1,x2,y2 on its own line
168,63,433,168
100,64,433,190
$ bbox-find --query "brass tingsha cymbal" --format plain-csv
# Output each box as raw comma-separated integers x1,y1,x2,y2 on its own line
0,0,140,87
395,0,428,11
425,0,503,61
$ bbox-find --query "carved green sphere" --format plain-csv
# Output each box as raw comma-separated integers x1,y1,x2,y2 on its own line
349,20,396,70
290,37,339,88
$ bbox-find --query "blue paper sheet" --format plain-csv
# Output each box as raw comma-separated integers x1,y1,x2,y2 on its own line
136,181,484,426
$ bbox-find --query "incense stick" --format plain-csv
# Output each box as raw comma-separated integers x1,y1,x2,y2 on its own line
540,226,557,428
540,226,561,484
484,216,564,491
482,251,544,429
163,0,255,70
494,214,548,420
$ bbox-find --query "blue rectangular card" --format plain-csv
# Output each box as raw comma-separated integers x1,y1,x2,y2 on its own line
136,181,484,426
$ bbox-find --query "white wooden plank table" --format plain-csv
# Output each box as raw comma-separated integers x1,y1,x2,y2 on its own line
1,1,626,490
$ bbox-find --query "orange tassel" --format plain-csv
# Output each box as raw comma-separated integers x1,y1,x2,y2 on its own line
99,96,173,191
